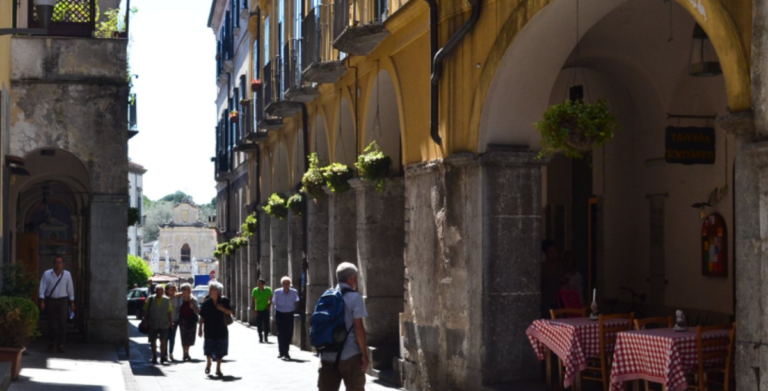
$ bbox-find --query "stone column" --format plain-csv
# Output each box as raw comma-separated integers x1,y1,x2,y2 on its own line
350,178,405,352
306,196,330,344
270,213,289,334
239,248,248,321
247,232,259,326
480,151,546,385
327,188,357,277
258,211,271,289
88,194,129,346
288,199,306,349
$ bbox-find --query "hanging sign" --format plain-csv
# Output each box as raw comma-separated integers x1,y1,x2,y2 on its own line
665,127,715,165
701,213,727,277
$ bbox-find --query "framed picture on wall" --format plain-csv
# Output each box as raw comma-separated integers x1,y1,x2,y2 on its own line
702,213,727,277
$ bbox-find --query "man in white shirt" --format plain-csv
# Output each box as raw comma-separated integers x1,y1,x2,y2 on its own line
273,276,300,360
318,262,369,391
38,255,75,353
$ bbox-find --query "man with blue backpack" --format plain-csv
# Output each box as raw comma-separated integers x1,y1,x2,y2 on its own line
311,262,369,391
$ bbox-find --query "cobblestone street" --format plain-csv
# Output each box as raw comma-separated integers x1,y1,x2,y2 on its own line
124,318,402,391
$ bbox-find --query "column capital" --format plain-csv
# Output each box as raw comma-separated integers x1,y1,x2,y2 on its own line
478,150,551,167
716,110,754,135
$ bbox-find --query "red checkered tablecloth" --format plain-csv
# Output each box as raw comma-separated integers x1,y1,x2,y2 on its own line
526,318,628,388
609,328,730,391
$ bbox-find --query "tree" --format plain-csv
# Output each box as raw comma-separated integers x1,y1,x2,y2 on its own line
143,201,173,242
160,191,193,205
127,255,152,290
199,203,216,224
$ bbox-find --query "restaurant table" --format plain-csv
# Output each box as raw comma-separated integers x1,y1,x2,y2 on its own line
526,317,629,389
609,327,730,391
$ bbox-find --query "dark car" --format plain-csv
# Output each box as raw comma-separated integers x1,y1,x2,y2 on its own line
127,287,149,319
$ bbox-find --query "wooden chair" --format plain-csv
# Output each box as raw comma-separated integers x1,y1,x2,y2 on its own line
686,323,735,391
582,313,635,391
549,308,588,389
633,317,673,391
634,316,674,330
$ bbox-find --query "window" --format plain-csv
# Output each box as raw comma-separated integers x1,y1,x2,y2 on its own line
264,16,270,65
181,244,191,263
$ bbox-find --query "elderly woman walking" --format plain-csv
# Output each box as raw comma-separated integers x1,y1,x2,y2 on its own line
165,284,182,361
198,281,233,376
178,283,200,361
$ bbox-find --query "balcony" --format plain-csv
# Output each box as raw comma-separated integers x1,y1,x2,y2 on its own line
258,60,286,130
332,0,390,56
263,57,301,119
284,39,320,103
27,0,97,37
302,5,347,84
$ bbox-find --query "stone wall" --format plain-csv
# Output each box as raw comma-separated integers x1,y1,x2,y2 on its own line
401,152,543,390
9,36,129,346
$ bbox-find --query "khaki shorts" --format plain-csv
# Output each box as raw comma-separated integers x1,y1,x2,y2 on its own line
148,327,168,342
318,354,366,391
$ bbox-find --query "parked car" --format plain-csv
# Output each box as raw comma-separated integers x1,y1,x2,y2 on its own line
127,287,149,319
192,286,209,303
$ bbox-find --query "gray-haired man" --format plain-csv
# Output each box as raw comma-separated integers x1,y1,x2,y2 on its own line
318,262,369,391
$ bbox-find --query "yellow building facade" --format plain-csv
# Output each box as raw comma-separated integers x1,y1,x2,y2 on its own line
210,0,763,389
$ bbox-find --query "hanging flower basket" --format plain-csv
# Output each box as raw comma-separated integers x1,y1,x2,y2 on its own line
534,99,618,159
240,99,250,107
286,193,304,216
323,163,354,194
251,79,263,92
301,153,327,200
355,141,392,192
241,213,258,236
263,193,289,220
229,110,239,123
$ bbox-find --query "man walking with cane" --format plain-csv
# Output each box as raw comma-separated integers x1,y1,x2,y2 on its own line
38,255,75,353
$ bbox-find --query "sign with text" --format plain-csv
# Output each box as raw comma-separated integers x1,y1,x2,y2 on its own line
665,126,716,165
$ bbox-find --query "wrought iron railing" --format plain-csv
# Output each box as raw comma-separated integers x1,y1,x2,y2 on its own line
264,59,280,109
333,0,389,41
28,0,96,37
303,5,339,67
286,39,302,92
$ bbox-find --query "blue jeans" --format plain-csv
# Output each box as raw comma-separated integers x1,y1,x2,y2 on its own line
167,322,179,354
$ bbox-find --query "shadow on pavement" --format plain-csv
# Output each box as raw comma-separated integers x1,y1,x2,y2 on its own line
206,374,242,382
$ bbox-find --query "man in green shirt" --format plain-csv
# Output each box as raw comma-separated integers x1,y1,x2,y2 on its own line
251,278,273,343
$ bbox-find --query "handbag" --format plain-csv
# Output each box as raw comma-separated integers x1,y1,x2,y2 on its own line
222,296,233,326
137,296,153,334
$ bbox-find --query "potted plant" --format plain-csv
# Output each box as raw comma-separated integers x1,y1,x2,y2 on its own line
286,193,304,216
240,98,250,107
0,296,40,381
323,163,354,194
534,99,618,158
263,193,289,220
241,213,258,236
355,141,392,192
301,153,327,200
229,110,239,123
251,78,263,92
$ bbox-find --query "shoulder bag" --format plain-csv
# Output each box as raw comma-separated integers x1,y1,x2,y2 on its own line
138,296,152,334
222,297,234,326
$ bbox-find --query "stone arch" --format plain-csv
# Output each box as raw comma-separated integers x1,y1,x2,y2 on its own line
273,141,291,193
313,109,331,164
362,69,402,171
471,0,751,153
334,97,356,166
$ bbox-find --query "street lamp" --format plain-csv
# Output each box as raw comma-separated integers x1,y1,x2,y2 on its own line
0,0,56,36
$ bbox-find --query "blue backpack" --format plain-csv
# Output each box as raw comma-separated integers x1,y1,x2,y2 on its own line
310,287,354,354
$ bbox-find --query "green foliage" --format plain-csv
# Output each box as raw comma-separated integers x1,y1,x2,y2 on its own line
0,296,40,347
160,191,193,204
127,255,152,290
534,99,618,159
143,201,173,242
263,193,288,220
230,236,249,251
0,262,38,299
301,153,326,200
355,141,391,192
241,213,258,236
323,163,354,194
286,193,304,216
128,207,140,227
94,6,138,39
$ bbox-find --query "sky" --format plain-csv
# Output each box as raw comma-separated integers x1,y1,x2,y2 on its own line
127,0,217,204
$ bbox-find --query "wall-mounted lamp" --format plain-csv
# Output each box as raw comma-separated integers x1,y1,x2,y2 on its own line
691,202,713,219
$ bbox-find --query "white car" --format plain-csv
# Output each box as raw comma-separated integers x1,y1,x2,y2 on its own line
192,286,209,303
